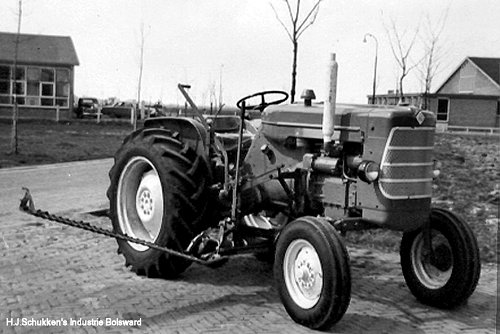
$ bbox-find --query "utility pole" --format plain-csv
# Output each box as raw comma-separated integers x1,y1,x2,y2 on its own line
135,22,145,131
219,64,223,110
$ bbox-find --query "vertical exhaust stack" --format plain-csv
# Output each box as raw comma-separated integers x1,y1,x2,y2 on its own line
322,53,338,155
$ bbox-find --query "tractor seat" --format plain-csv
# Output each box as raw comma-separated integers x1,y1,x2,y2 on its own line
207,115,241,133
215,131,254,152
208,115,254,152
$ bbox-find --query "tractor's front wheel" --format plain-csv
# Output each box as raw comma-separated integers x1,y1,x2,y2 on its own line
400,208,481,308
274,216,351,330
107,128,211,278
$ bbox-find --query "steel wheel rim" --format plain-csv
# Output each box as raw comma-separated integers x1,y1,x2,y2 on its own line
411,230,453,289
283,239,323,309
117,156,164,251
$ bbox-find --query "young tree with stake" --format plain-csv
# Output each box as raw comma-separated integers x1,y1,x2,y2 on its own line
270,0,322,103
417,10,449,110
384,17,420,104
9,0,22,155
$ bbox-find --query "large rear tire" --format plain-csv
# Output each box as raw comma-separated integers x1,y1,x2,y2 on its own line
107,128,212,278
400,208,481,308
274,216,351,330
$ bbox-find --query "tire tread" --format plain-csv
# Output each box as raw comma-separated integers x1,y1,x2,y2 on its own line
107,128,211,279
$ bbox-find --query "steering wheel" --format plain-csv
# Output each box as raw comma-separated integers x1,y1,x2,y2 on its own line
236,90,289,112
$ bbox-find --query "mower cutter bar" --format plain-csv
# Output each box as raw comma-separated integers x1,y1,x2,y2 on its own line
18,188,226,266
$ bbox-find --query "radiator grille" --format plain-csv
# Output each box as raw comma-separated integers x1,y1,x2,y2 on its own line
378,127,435,199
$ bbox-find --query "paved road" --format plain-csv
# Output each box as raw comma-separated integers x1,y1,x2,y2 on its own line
0,159,113,228
0,160,497,333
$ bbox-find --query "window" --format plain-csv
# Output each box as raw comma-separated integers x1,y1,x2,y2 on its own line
56,69,69,82
56,83,69,97
27,68,40,81
26,97,40,106
0,65,71,107
14,82,25,95
15,68,25,80
56,98,68,107
14,96,25,105
27,81,39,95
0,66,10,100
0,65,26,105
41,68,54,82
41,98,54,106
0,66,10,80
41,83,54,96
27,68,40,97
56,69,69,98
0,81,9,94
437,99,449,122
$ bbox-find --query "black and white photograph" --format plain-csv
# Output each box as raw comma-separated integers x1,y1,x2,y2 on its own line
0,0,498,333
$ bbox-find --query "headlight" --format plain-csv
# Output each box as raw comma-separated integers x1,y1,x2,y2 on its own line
358,161,379,183
433,160,441,179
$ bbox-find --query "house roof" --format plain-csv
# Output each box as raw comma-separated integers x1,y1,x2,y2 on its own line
0,32,79,66
469,57,500,85
435,56,500,93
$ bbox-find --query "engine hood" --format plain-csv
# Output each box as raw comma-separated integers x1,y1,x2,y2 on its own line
261,102,436,142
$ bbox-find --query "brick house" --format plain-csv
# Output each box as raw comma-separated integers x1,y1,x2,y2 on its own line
431,57,499,131
368,57,500,132
0,32,79,119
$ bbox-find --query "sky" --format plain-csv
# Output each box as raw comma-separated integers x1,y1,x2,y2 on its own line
1,0,499,106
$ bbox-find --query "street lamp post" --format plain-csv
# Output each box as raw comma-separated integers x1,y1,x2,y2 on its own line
363,33,378,104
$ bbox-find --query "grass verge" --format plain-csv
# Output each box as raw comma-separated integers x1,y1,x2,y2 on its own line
0,119,133,168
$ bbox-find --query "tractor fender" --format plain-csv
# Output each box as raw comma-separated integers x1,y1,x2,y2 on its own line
144,117,208,158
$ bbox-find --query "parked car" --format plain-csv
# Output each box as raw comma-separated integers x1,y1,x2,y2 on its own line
75,97,100,118
144,102,165,117
101,102,136,119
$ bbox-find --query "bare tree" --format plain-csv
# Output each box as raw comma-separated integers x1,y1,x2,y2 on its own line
270,0,322,103
417,10,449,109
384,17,420,103
135,22,146,130
9,0,22,155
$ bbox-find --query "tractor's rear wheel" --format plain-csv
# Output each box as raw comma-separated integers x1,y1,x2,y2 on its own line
107,128,211,278
274,216,351,330
400,208,481,308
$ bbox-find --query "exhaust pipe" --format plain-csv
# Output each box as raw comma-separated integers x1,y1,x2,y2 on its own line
322,53,338,155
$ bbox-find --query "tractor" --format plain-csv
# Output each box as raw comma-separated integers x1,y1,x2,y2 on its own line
21,54,481,330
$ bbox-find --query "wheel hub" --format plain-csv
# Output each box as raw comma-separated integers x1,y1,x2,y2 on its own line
137,188,154,222
284,239,323,309
412,231,453,289
295,252,317,290
429,244,453,271
117,157,164,252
